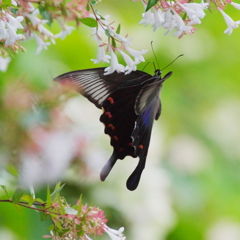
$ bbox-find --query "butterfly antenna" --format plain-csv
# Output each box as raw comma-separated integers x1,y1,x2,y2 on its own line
142,61,152,72
162,54,184,71
151,41,160,70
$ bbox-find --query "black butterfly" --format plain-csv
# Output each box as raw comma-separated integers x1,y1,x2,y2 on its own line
54,67,172,190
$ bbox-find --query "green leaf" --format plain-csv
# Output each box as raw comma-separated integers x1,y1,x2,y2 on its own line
46,186,52,208
40,211,48,221
34,198,45,204
10,7,18,14
111,38,116,48
116,24,121,34
105,29,111,38
0,185,10,199
48,225,54,231
20,195,34,206
57,196,65,215
145,0,158,12
2,0,11,4
76,195,82,213
100,15,105,20
5,164,18,177
86,3,90,11
39,6,53,26
79,18,98,27
90,0,98,5
50,183,65,199
12,188,25,204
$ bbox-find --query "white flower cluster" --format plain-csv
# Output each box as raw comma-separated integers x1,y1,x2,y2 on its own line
138,0,240,37
139,0,208,38
91,16,148,75
0,1,24,46
24,4,75,55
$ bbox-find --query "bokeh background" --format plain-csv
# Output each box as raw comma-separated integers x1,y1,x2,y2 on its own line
1,1,240,240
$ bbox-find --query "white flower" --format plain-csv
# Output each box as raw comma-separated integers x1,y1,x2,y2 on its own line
108,27,131,45
11,0,17,6
184,1,208,19
0,20,8,40
219,8,240,35
26,12,55,43
179,3,201,25
84,234,93,240
0,57,11,72
55,25,75,40
152,7,164,31
38,24,55,44
91,45,111,64
162,10,176,35
104,48,124,75
0,13,24,45
118,49,137,74
33,33,51,54
5,22,24,45
55,17,75,40
230,2,240,10
124,45,147,64
173,10,193,37
139,1,153,26
25,13,43,27
104,226,126,240
6,13,24,31
91,35,111,63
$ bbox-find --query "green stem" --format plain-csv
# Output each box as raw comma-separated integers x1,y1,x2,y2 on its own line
0,199,60,215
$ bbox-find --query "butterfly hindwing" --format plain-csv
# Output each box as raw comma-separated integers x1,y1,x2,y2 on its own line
99,84,143,182
127,86,162,190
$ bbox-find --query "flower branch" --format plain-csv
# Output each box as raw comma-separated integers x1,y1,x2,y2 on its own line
0,183,126,240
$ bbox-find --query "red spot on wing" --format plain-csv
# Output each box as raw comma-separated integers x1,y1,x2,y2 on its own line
128,142,133,147
108,124,115,130
139,145,144,149
105,112,112,118
113,136,118,141
107,97,114,104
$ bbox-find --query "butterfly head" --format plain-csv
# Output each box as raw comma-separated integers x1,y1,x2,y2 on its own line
154,69,173,83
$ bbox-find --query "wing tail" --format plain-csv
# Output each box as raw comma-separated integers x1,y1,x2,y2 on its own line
100,152,118,181
126,156,146,191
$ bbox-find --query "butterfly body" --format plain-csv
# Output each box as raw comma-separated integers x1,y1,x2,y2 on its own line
54,67,172,190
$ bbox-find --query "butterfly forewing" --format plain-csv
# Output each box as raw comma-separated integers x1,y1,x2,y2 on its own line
54,68,153,109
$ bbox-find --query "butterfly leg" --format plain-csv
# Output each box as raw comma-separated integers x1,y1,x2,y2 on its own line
126,156,146,191
100,152,118,181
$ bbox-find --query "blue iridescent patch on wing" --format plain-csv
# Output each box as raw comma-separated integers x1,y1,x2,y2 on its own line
142,104,154,126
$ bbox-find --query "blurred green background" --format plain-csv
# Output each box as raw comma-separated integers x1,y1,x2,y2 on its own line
1,1,240,240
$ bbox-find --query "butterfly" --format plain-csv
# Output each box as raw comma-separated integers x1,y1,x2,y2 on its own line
54,67,172,190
